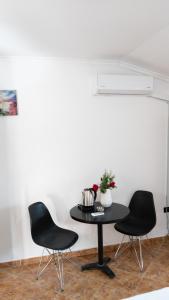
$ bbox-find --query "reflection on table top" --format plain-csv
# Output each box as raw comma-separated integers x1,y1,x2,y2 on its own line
70,202,129,225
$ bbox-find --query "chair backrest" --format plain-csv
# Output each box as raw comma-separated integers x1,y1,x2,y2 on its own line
129,190,156,226
28,202,56,242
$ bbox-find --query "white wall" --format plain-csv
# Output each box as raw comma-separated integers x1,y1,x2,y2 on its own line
0,58,168,262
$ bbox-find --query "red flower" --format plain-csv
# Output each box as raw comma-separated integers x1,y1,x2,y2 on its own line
109,182,116,188
92,184,99,192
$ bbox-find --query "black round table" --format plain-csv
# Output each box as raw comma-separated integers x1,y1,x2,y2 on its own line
70,202,129,278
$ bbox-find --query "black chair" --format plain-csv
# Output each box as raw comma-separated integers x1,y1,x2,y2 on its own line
28,202,78,291
114,190,156,271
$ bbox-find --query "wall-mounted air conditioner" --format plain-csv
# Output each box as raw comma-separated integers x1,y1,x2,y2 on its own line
95,74,154,95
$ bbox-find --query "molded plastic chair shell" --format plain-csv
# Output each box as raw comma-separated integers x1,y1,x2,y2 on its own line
115,190,156,236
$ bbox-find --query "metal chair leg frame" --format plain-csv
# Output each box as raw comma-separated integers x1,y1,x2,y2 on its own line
114,235,131,260
36,248,79,292
64,248,81,269
36,248,64,291
53,251,64,291
36,248,45,279
36,248,53,280
115,235,144,272
131,237,144,271
138,237,144,271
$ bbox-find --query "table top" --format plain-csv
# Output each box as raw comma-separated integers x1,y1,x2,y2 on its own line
70,202,129,225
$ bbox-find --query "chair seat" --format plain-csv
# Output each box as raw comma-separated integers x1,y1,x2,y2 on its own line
34,225,78,250
114,215,154,236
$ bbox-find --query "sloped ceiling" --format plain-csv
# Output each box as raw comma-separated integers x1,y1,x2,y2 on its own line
0,0,169,76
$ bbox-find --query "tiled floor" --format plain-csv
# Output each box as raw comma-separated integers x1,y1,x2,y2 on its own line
1,237,169,300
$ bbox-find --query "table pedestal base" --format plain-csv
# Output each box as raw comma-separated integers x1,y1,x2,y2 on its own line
81,257,115,278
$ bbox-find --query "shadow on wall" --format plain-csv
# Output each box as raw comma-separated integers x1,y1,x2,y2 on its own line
0,116,24,262
0,207,13,262
9,205,24,261
47,194,70,226
0,118,13,262
0,205,24,262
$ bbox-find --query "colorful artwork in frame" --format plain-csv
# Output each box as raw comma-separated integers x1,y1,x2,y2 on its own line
0,90,18,116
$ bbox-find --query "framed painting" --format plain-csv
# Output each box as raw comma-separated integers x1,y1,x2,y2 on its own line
0,90,18,116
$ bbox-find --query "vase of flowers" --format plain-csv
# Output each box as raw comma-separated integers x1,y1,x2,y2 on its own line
100,188,113,208
92,171,116,208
